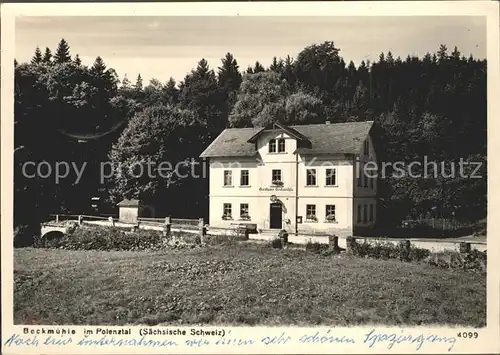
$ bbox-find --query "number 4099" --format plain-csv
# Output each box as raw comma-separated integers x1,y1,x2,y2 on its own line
457,332,479,338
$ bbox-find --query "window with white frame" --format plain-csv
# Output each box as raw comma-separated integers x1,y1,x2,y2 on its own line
306,169,316,186
278,138,286,153
269,139,277,153
240,170,249,186
223,170,232,186
222,203,232,219
325,205,336,222
326,168,337,186
306,204,317,221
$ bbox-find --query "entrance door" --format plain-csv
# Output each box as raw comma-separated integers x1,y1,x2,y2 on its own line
269,203,282,229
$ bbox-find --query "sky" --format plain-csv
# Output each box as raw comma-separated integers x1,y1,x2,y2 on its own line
15,16,486,85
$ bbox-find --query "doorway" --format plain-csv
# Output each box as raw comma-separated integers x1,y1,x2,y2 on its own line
269,202,282,229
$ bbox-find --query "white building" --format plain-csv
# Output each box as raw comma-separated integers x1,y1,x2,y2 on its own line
199,121,377,237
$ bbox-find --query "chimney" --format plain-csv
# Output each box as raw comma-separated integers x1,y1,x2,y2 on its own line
325,121,330,124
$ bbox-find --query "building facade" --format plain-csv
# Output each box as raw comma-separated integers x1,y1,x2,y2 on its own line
200,121,377,237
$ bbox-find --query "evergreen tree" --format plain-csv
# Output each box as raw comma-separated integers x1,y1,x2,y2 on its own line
134,74,143,91
253,61,265,73
31,47,43,64
73,54,82,66
42,47,52,64
217,53,242,113
91,56,107,75
162,77,179,105
53,38,71,64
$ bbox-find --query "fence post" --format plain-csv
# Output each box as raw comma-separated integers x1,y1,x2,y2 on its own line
56,215,59,223
346,236,357,254
163,217,171,237
78,215,82,226
328,235,339,250
199,218,207,237
459,242,471,254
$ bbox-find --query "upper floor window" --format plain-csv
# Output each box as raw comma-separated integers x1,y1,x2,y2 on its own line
272,169,282,184
223,170,232,186
278,138,286,153
364,140,369,156
269,139,277,153
240,170,249,186
306,169,317,186
326,168,337,186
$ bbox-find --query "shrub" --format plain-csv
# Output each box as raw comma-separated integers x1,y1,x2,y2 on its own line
203,234,233,246
14,224,40,247
426,250,486,271
269,238,282,249
305,241,328,254
33,226,165,251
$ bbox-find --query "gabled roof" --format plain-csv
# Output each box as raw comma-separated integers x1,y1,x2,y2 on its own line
199,121,374,158
247,122,310,143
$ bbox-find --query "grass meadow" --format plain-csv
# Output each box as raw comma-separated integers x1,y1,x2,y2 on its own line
14,243,486,327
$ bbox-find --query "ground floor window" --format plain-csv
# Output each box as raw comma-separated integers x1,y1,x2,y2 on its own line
325,204,336,222
306,204,317,221
222,203,232,220
240,203,250,220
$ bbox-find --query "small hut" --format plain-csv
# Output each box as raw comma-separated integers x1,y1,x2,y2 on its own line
117,199,155,223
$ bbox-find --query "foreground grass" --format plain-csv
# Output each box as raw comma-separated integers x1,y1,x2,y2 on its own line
14,243,486,326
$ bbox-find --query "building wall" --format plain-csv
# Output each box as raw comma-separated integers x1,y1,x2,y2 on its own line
207,129,374,236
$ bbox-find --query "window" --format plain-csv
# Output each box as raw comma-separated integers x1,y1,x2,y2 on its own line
306,204,317,221
278,138,286,153
222,203,232,219
369,204,374,222
357,205,362,223
240,170,249,186
272,169,282,184
326,168,337,186
364,140,369,156
240,203,249,220
325,205,336,222
363,204,368,223
363,174,368,188
269,139,277,153
223,170,232,186
306,169,316,186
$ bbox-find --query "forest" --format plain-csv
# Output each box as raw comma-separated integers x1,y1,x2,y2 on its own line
14,39,487,235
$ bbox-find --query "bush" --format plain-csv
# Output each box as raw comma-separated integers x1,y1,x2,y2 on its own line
305,241,328,254
203,234,233,246
426,250,486,271
350,239,431,262
269,238,282,249
14,224,40,247
34,226,165,251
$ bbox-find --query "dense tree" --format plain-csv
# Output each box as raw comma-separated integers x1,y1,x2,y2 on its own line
13,38,487,231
